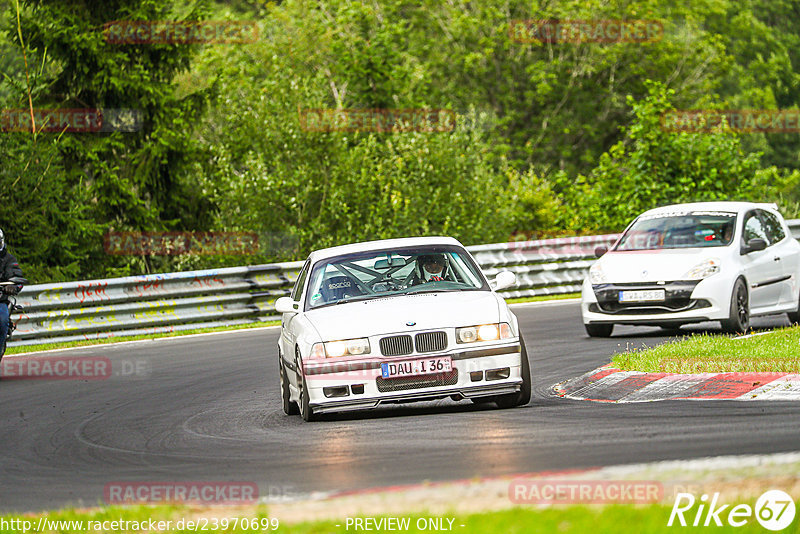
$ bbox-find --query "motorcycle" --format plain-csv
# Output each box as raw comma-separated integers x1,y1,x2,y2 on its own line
0,276,27,363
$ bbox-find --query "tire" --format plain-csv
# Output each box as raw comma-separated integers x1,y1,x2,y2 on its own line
658,324,684,334
296,348,318,422
299,375,318,422
279,359,299,416
788,288,800,325
721,278,750,334
585,323,614,337
494,338,532,409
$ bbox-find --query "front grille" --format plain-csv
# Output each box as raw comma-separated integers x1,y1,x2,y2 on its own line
590,299,711,315
380,335,413,356
592,281,702,314
376,368,459,392
414,331,447,353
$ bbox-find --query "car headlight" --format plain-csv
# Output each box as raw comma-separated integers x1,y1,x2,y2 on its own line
589,262,607,284
683,258,720,280
456,323,513,343
322,338,371,358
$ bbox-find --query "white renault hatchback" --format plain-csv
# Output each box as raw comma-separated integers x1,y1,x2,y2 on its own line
274,237,531,421
582,202,800,337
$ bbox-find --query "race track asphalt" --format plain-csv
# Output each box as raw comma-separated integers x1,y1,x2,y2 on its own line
1,301,798,513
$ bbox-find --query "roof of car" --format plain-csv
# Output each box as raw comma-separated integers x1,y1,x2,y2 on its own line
640,201,780,217
307,236,465,263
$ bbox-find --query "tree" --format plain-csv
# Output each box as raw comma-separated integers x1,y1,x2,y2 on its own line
562,82,761,232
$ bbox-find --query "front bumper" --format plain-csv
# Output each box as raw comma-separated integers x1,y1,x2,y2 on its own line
581,276,732,325
302,342,523,414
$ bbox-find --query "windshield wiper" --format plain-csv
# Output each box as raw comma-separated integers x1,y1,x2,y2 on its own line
405,288,463,295
333,295,379,305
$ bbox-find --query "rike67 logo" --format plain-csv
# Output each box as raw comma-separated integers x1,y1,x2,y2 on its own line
668,490,796,530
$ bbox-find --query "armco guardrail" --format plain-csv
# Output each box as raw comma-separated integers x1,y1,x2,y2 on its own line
8,222,799,347
10,263,303,347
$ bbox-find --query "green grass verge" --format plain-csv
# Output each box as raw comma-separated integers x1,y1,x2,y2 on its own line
612,326,800,373
505,292,580,304
0,503,778,533
4,320,280,356
4,293,579,356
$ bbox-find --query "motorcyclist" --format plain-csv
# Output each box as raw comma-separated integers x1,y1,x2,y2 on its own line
0,228,24,351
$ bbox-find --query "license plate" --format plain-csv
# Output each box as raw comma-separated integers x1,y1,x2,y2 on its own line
381,356,452,379
619,289,666,302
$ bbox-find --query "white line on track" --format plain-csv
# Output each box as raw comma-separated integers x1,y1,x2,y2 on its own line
509,298,580,308
4,325,281,358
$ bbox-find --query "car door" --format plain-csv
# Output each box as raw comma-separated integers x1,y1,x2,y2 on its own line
759,209,800,306
740,211,782,311
280,260,309,374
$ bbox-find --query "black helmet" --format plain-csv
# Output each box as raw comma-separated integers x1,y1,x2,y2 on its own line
416,253,449,281
418,254,446,266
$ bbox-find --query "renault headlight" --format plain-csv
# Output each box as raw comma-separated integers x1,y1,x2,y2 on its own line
456,323,513,343
683,258,720,280
319,338,371,358
589,262,607,284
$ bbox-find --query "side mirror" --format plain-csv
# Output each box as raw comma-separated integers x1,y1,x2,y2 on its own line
594,246,608,258
742,238,767,254
492,271,517,291
275,296,299,314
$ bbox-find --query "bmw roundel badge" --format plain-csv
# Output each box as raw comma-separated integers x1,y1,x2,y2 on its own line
406,321,416,326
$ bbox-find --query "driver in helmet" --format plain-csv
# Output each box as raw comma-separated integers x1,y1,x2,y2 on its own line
410,253,449,285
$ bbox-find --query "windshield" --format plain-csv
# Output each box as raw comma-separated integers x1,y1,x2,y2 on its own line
616,211,737,251
304,245,488,310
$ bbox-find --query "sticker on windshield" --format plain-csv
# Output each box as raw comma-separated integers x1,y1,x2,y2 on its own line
311,293,322,301
639,210,736,221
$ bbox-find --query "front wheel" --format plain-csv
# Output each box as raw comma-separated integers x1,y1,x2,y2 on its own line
787,288,800,325
494,338,532,409
299,375,318,422
296,348,318,422
721,278,750,334
279,359,299,415
585,323,614,337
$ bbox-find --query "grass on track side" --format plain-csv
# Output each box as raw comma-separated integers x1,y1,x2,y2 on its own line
505,292,580,304
0,503,779,533
4,293,579,356
612,326,800,373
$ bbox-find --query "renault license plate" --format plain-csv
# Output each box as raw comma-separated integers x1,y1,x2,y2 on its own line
619,289,666,302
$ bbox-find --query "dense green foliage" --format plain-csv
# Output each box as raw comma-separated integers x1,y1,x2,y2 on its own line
1,0,800,282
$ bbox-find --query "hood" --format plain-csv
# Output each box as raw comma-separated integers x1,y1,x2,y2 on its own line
306,291,501,341
597,247,732,283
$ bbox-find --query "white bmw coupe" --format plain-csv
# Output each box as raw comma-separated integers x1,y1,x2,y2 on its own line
274,237,531,421
582,202,800,336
